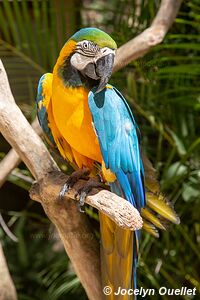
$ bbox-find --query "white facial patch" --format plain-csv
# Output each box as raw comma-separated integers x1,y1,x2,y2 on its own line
70,53,94,71
70,41,116,72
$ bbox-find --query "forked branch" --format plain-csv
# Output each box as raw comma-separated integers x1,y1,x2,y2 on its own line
0,60,142,300
114,0,182,71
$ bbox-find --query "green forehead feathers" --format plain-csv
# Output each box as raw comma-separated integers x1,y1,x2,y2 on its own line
69,28,117,50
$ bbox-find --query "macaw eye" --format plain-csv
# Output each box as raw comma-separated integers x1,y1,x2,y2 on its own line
83,41,88,49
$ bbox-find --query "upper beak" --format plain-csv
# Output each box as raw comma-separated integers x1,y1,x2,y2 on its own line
95,53,115,93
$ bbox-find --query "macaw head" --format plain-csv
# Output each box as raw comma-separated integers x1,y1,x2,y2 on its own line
57,28,117,93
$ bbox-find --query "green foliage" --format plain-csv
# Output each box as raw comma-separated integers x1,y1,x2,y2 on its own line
0,0,199,299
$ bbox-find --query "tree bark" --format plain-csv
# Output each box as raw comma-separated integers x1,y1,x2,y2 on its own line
0,60,142,300
0,243,17,300
114,0,182,71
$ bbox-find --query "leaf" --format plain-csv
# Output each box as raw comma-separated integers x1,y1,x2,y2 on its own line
164,161,187,180
182,183,200,202
168,129,187,156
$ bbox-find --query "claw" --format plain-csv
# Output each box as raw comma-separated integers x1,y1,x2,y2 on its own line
59,168,90,200
79,191,87,206
74,190,86,213
59,183,70,199
78,202,85,213
75,176,106,213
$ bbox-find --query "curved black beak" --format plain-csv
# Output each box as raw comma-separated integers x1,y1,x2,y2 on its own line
95,53,115,93
80,53,115,93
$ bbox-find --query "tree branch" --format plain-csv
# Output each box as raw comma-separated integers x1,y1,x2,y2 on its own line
0,79,58,180
0,60,101,300
0,60,142,300
113,0,182,72
0,119,41,188
0,243,17,300
0,149,21,188
30,172,143,231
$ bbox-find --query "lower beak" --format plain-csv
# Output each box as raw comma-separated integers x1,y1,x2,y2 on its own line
95,53,115,93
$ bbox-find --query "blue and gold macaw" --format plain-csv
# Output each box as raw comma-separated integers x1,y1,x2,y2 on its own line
36,28,179,299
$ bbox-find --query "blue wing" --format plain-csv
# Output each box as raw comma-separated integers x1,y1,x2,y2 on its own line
88,84,145,210
36,73,56,148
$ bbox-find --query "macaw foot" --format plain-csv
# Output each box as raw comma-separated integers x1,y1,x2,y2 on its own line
59,168,90,199
75,175,107,213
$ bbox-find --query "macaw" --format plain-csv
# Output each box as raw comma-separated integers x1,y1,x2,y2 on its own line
36,28,179,299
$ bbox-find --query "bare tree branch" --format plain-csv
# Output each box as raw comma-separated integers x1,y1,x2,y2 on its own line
30,172,143,231
114,0,182,72
0,243,17,300
0,67,58,180
0,214,18,242
0,149,21,188
0,119,41,188
0,60,142,300
0,60,101,300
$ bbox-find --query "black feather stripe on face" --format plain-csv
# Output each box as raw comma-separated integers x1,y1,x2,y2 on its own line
75,51,95,58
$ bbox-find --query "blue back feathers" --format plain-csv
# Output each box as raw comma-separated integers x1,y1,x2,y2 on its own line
88,85,145,210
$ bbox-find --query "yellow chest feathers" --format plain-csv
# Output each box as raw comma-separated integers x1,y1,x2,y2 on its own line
51,77,102,162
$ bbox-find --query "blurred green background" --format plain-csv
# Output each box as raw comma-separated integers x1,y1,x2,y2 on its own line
0,0,199,299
